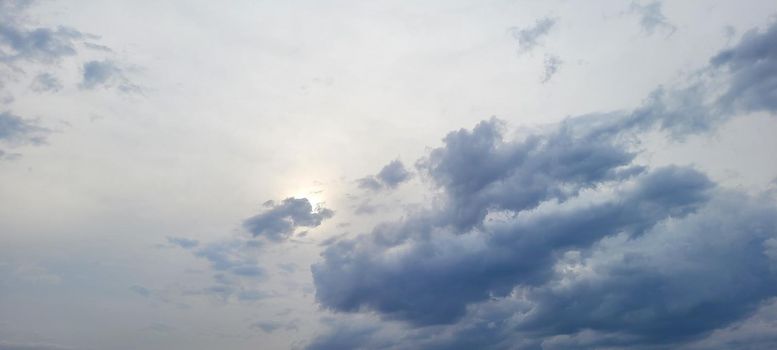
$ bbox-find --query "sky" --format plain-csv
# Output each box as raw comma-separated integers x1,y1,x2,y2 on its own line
1,0,777,349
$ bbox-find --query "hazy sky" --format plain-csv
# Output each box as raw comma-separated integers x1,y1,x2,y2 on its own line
2,1,777,349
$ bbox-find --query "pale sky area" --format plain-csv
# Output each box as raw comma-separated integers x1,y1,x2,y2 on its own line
2,1,777,349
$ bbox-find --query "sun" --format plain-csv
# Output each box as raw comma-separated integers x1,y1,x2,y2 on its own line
288,187,326,207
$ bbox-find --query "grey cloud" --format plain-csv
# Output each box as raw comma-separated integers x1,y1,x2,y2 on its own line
518,192,777,346
357,159,411,191
0,111,47,145
129,285,151,297
243,197,333,242
353,200,381,215
377,160,411,188
417,116,643,230
184,280,273,303
630,1,676,36
0,341,77,350
711,23,777,115
173,197,333,301
252,321,283,333
194,239,265,278
311,167,777,350
684,298,777,350
250,320,298,333
314,166,713,325
238,289,272,301
309,22,777,349
510,17,556,54
541,54,562,83
277,262,297,273
0,23,82,63
0,0,120,159
356,176,382,191
79,60,140,93
0,1,81,65
83,42,112,52
30,73,62,93
307,321,389,350
166,236,199,249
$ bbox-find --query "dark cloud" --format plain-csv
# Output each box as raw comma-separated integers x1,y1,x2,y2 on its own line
243,197,333,242
357,160,411,191
79,60,139,93
308,22,777,349
684,298,777,350
314,166,714,325
711,23,777,115
518,192,777,346
510,17,556,54
417,116,644,230
630,1,676,36
307,321,389,350
377,160,411,188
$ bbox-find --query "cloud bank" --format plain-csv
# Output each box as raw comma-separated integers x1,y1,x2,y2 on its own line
308,21,777,350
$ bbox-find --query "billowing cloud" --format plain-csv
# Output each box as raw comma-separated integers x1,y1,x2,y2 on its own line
243,197,334,242
308,21,777,349
357,159,412,191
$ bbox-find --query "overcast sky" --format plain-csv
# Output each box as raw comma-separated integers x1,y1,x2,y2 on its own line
2,1,777,349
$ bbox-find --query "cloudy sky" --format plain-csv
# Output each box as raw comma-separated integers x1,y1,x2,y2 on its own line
2,0,777,349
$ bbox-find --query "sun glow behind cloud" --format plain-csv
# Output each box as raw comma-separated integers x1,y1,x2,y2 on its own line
2,1,777,350
288,187,327,208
